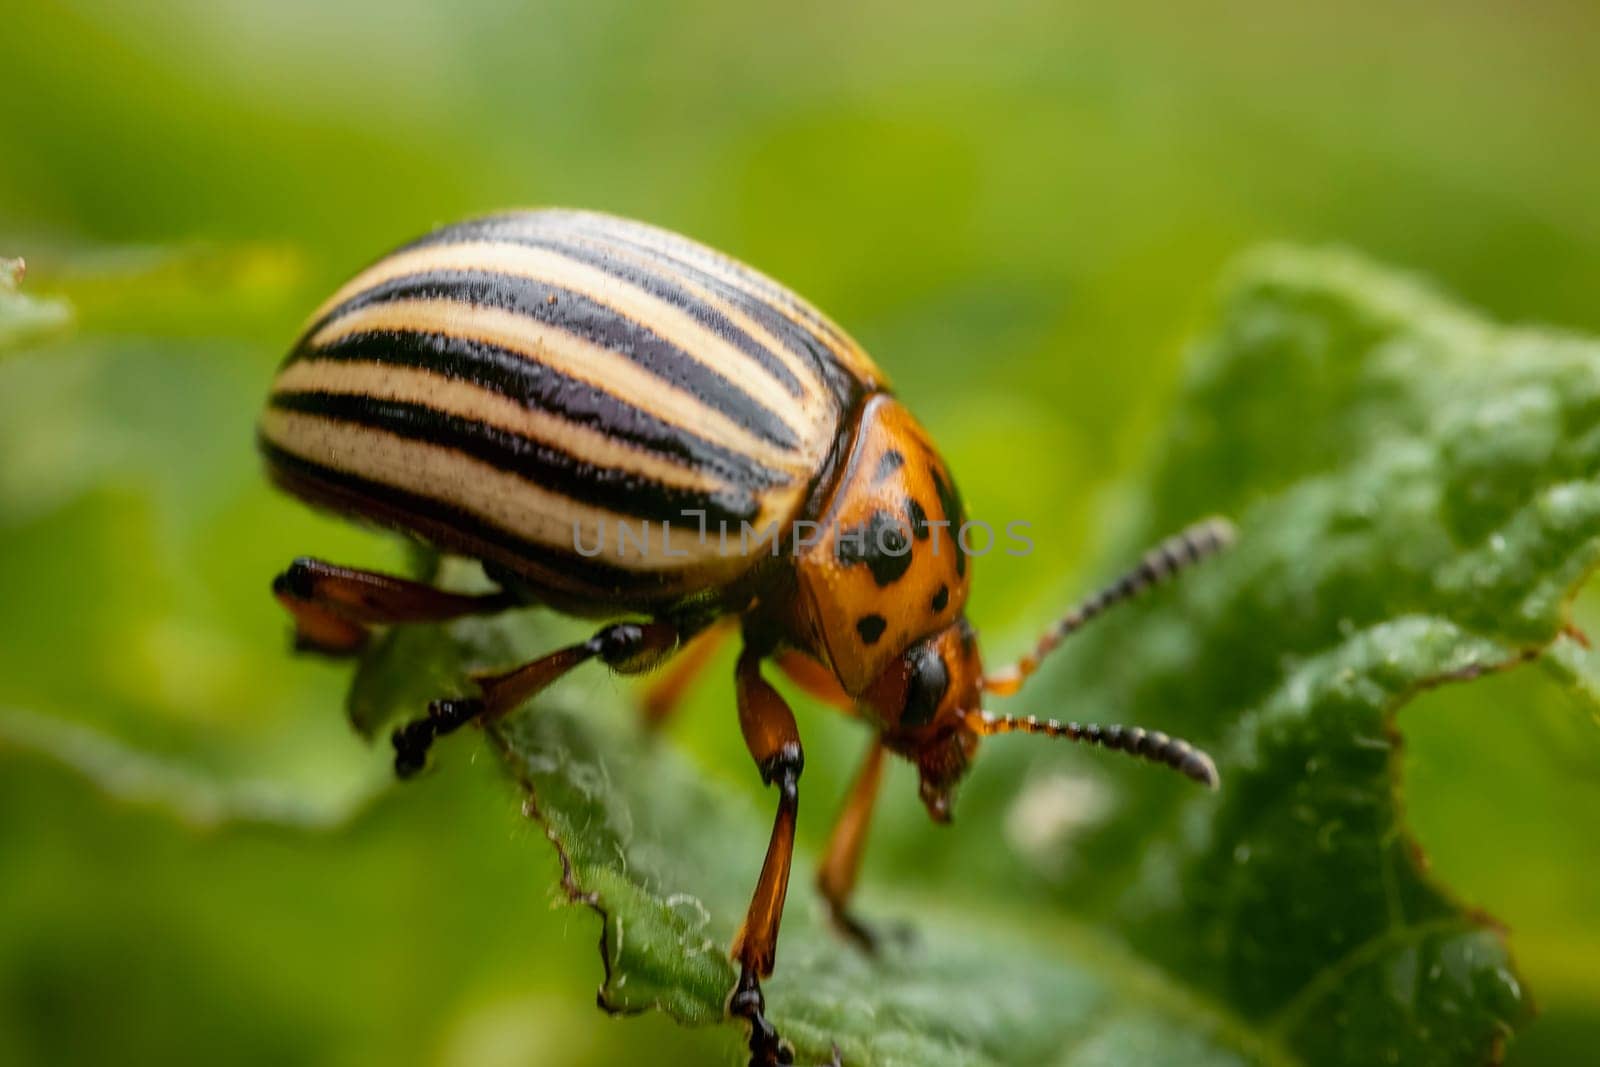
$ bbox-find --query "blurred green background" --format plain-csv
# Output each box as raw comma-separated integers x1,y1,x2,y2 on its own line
2,1,1597,1064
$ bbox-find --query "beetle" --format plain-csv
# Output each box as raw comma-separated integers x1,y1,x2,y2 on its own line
261,209,1230,1066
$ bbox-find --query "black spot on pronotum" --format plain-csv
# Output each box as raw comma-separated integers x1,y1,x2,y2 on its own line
931,584,949,613
856,614,888,645
929,465,968,578
837,509,914,587
905,497,931,540
874,449,905,484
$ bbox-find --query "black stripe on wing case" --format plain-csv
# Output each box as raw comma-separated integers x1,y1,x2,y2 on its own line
548,219,865,406
259,439,690,599
554,213,856,351
507,236,809,399
410,213,864,400
306,270,802,452
269,390,760,527
286,329,792,492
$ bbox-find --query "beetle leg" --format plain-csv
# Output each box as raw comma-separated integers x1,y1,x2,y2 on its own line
390,620,679,777
729,648,803,1067
639,620,733,729
816,739,889,954
272,557,518,656
774,649,856,711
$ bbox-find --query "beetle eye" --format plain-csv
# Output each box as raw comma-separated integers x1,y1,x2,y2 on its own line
902,640,950,728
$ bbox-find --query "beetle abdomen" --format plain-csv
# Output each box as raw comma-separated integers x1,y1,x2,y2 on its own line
260,210,883,607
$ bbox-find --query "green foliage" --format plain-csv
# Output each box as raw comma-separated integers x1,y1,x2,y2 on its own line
348,248,1600,1065
0,257,71,351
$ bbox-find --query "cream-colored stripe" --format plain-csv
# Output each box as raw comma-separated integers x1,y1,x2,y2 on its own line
305,298,807,474
541,231,829,407
272,359,749,500
260,409,796,575
306,239,814,432
558,211,887,389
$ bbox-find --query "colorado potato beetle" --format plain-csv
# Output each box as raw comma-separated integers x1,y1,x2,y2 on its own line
262,210,1231,1066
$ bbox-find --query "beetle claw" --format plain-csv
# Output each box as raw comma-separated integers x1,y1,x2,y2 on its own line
731,967,794,1066
390,720,434,779
389,696,487,779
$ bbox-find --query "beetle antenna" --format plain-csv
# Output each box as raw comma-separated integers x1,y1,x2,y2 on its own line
983,516,1234,697
968,710,1219,789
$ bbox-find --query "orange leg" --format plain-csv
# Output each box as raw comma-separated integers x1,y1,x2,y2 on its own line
390,620,680,777
273,557,517,656
816,739,887,952
729,648,803,1067
640,621,733,728
774,649,855,711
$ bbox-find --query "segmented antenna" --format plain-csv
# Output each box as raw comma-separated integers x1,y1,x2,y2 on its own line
983,516,1235,696
969,711,1219,789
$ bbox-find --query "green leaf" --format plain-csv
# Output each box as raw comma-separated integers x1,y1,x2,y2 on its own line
0,246,381,830
348,247,1600,1065
491,705,1290,1067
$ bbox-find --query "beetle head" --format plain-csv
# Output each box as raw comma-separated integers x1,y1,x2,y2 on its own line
860,615,984,822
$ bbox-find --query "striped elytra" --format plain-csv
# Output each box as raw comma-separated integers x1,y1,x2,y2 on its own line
260,209,885,610
265,211,1234,1061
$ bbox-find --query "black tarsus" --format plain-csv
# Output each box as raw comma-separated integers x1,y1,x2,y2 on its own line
731,965,794,1067
389,620,674,778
